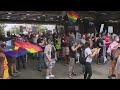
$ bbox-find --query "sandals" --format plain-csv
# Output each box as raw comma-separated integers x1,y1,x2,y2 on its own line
69,75,73,79
72,73,77,76
11,73,17,77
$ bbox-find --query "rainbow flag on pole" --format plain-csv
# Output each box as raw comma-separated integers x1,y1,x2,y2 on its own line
67,11,79,24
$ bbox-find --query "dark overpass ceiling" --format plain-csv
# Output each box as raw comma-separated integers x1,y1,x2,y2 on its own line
0,11,120,24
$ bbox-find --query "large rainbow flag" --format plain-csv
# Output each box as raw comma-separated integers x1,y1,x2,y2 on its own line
14,40,42,53
5,40,43,57
67,11,79,24
5,47,29,57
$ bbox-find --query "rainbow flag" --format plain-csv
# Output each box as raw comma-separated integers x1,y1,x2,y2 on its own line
5,40,43,57
5,48,29,57
67,11,79,24
14,40,42,53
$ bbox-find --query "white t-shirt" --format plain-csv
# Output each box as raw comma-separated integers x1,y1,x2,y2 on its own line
85,47,92,63
80,39,86,45
44,44,56,61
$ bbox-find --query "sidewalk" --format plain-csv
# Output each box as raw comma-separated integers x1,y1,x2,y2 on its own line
13,59,111,79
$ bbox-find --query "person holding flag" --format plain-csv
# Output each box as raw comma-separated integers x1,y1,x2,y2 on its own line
0,42,10,79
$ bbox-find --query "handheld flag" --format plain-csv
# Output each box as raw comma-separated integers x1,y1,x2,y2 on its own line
67,11,79,24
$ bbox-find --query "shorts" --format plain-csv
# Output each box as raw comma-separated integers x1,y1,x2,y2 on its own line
69,58,75,66
62,47,69,57
45,59,55,69
12,57,17,63
56,49,61,51
7,56,16,64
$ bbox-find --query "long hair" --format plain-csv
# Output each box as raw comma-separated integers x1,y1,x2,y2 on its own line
84,41,90,49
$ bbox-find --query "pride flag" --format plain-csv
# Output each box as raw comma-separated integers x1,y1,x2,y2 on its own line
14,40,43,53
5,40,43,57
5,48,29,57
67,11,79,24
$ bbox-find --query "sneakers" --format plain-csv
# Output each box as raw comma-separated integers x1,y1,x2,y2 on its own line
111,74,116,77
76,61,79,64
45,74,55,79
49,74,54,78
45,76,50,79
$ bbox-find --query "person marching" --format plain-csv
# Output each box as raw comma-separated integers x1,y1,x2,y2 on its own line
44,39,57,79
68,41,81,79
0,42,10,79
55,35,62,61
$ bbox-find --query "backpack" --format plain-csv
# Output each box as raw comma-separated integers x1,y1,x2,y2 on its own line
80,56,88,65
79,49,88,65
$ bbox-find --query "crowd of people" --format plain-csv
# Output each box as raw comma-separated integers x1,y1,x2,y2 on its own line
0,31,120,79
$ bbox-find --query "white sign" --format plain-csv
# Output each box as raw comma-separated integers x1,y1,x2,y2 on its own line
108,26,113,33
100,24,104,33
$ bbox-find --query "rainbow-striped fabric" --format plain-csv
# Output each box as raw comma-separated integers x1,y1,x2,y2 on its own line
5,40,43,57
67,11,79,24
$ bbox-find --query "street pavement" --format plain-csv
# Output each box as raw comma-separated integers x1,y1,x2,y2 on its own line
12,59,114,79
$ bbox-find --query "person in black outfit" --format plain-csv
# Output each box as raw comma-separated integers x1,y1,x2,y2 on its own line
68,41,81,79
37,33,46,71
17,55,26,70
97,34,106,64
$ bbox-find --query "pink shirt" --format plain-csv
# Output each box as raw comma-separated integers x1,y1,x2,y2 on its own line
104,37,110,48
107,41,119,55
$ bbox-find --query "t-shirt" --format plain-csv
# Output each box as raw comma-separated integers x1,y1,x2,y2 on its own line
85,47,92,63
55,38,61,50
37,37,45,50
69,42,76,58
63,36,70,47
105,37,110,48
61,37,65,47
44,44,56,61
80,39,86,45
97,38,104,48
51,46,56,59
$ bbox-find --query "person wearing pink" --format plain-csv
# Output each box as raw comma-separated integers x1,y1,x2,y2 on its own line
104,36,111,49
62,34,70,65
107,35,119,79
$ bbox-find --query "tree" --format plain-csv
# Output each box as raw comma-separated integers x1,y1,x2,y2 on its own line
0,23,7,34
36,25,47,33
9,25,20,34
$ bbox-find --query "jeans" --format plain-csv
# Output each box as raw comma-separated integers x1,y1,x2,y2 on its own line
17,56,26,69
84,62,92,79
38,52,44,69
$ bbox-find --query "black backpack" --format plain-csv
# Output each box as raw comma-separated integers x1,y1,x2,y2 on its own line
79,49,88,65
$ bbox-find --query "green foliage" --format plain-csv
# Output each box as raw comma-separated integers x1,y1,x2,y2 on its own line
0,23,7,34
36,25,47,33
9,25,20,34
